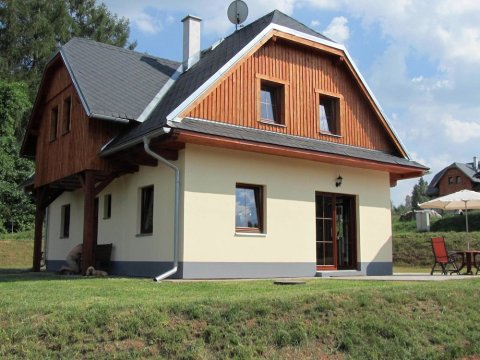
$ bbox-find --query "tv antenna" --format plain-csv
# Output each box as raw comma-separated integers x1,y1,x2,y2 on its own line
227,0,248,30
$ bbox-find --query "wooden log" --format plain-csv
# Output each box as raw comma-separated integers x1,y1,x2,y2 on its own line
82,170,96,273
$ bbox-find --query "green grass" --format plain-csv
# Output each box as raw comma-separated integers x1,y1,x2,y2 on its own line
1,272,480,359
0,232,34,269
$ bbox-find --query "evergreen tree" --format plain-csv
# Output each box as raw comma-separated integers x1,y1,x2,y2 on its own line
0,81,34,232
411,177,429,210
0,0,135,98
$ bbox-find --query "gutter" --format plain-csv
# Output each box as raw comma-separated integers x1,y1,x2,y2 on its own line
142,128,180,281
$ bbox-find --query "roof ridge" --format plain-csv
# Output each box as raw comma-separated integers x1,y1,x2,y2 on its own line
270,9,332,41
66,37,180,65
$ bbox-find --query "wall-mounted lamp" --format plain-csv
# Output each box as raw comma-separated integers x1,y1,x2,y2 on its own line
335,175,343,187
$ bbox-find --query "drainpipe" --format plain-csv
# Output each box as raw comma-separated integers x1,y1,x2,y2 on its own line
143,128,180,281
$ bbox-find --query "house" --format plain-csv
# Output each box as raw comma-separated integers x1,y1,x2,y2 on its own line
21,10,427,279
426,158,480,197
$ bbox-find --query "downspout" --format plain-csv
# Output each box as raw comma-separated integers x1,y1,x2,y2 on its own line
143,128,180,281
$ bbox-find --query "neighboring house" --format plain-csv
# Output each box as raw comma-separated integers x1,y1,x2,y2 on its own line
21,10,427,279
426,158,480,197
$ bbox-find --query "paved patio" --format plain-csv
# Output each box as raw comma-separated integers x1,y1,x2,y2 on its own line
322,273,477,281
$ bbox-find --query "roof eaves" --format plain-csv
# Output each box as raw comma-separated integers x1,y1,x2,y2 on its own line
164,22,411,160
60,48,91,117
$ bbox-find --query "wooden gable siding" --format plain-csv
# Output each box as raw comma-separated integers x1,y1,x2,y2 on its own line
34,63,122,188
186,39,397,154
438,168,473,196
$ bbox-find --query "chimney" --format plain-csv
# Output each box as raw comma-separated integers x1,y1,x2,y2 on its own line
182,15,202,71
474,156,478,172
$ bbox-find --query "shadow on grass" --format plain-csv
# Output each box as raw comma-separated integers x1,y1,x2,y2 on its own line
0,268,91,282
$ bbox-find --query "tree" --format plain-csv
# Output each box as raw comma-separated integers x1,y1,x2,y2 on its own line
0,0,135,98
0,81,34,232
411,177,429,210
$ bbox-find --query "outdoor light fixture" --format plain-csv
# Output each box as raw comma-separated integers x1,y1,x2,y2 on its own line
335,175,343,187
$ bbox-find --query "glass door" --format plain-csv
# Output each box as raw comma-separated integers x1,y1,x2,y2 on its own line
316,193,356,270
315,194,336,269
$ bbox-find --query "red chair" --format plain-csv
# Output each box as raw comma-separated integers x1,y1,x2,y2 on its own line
430,237,461,275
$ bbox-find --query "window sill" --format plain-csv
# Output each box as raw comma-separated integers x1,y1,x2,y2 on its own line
103,217,111,220
136,233,153,237
59,236,69,239
319,131,342,138
259,120,286,128
235,232,267,237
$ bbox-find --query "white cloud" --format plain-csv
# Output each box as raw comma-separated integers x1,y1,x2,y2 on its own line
323,16,350,43
441,116,480,143
132,12,162,34
310,19,321,27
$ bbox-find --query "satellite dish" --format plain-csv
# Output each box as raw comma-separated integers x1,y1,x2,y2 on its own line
227,0,248,29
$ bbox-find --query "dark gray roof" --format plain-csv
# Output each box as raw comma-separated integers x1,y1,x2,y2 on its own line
171,118,427,170
426,162,480,196
62,37,180,121
103,10,333,152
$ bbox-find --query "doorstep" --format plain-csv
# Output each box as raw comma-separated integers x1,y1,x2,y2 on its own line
315,269,364,278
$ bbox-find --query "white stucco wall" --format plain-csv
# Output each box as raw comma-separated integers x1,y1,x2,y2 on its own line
182,144,392,266
45,143,392,276
46,155,181,264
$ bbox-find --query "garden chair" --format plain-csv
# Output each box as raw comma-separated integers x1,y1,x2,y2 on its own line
430,237,461,275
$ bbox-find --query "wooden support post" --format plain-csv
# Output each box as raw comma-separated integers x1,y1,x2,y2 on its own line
82,170,96,273
32,188,46,272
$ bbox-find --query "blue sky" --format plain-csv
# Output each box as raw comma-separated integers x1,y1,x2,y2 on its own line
102,0,480,206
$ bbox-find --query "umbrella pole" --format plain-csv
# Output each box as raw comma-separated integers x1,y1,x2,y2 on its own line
465,201,469,250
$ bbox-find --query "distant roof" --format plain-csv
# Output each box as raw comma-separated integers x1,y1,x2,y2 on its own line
426,162,480,196
170,118,427,170
61,37,180,121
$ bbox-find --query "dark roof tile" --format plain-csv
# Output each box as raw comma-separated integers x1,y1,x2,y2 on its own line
171,118,426,170
61,37,180,121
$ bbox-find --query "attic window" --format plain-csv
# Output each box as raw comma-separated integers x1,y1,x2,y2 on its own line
448,177,454,184
319,95,340,135
62,97,72,135
456,176,462,184
260,82,282,124
50,106,58,141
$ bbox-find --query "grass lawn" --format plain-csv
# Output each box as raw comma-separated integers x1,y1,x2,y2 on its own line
1,272,480,359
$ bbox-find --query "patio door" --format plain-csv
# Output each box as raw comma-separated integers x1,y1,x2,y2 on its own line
316,193,357,270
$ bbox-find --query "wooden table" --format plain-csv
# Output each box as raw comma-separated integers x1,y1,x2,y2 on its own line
455,250,480,275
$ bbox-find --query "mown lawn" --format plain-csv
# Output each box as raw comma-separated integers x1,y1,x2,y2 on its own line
1,272,480,359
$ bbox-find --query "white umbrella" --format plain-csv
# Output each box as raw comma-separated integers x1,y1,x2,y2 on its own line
419,189,480,249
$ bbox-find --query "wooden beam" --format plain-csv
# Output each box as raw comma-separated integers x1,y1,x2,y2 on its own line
32,187,47,272
94,173,117,196
82,170,96,274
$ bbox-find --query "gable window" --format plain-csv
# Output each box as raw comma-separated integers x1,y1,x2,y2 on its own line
456,176,462,184
319,95,340,135
103,194,112,219
257,76,288,126
50,106,58,141
448,177,454,184
62,97,72,135
235,184,264,233
261,84,280,123
140,186,154,234
60,204,70,238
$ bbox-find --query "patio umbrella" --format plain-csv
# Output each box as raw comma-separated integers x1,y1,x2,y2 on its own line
419,189,480,249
